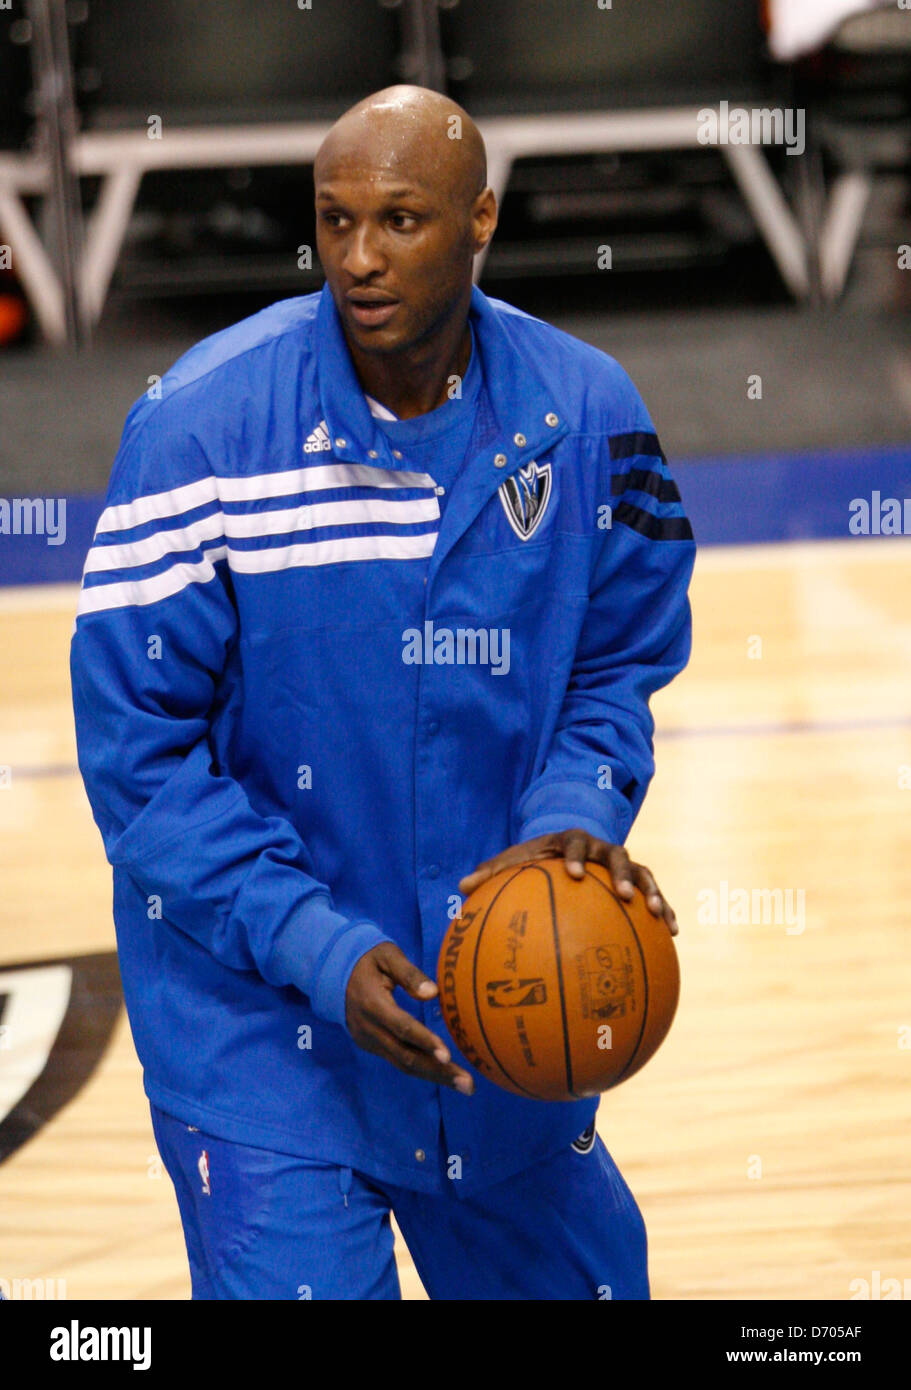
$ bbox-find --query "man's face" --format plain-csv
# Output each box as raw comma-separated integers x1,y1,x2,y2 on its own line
315,150,476,357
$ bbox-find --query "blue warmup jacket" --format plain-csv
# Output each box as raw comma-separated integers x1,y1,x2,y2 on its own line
71,282,695,1197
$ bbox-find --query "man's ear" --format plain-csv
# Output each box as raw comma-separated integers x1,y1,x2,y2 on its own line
472,187,498,254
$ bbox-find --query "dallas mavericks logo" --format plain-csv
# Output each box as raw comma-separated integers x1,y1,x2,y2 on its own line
498,460,552,541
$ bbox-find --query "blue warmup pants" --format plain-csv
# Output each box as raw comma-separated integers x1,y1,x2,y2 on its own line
150,1104,650,1301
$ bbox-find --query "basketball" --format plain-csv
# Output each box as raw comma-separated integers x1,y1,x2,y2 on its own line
438,860,680,1101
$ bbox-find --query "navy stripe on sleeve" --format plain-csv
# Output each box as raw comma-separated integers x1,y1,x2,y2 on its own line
610,469,682,504
609,431,666,463
612,501,694,542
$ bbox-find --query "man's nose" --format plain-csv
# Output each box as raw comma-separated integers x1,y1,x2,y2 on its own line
342,224,386,279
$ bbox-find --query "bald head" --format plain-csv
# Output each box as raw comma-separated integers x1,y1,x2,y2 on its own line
315,85,487,213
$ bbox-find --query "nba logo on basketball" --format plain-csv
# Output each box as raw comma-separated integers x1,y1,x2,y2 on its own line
198,1151,211,1195
485,978,547,1008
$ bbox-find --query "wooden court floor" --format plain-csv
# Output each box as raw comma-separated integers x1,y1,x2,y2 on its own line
1,535,909,1300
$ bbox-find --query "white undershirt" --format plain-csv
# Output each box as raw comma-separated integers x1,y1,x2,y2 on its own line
364,395,399,423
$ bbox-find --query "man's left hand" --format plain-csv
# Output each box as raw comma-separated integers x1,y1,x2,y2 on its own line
458,829,678,937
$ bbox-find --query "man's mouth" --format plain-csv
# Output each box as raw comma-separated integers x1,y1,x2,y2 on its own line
346,294,400,327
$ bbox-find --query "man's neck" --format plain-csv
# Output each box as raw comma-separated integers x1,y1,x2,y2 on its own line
345,310,473,422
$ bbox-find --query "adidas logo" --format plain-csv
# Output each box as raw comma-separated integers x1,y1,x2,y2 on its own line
303,420,332,454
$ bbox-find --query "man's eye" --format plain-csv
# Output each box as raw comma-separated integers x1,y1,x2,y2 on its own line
391,213,417,229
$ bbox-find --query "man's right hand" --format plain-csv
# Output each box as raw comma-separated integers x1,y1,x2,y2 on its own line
345,943,474,1094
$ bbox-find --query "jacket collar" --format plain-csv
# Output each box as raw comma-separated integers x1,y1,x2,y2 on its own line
315,281,572,471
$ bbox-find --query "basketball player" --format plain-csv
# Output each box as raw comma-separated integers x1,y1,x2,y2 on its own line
71,86,694,1300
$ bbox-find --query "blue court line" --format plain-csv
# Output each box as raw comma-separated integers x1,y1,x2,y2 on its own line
7,712,909,784
672,442,911,547
2,443,911,585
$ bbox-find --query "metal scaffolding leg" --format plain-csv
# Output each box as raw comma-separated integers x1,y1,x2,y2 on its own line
27,0,85,344
818,170,874,302
80,166,143,327
399,0,446,91
0,173,66,342
722,142,810,300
